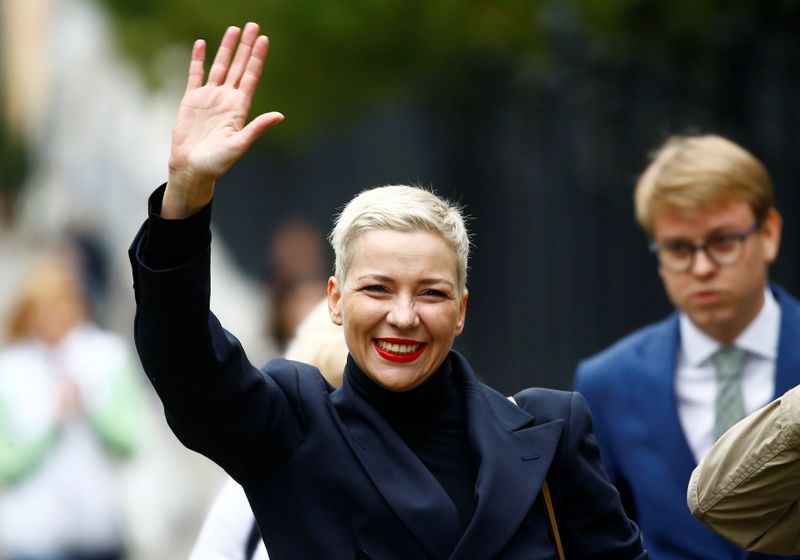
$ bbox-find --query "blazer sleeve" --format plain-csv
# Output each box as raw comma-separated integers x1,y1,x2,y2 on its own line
526,389,646,559
688,384,800,555
128,199,306,483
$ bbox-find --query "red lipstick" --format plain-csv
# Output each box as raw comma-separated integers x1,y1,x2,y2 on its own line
372,338,426,363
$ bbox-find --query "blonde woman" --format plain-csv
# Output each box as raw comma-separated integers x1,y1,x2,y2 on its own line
130,23,645,558
0,254,146,560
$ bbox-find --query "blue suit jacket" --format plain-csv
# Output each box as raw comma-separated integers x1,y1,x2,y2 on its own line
129,213,645,559
574,285,800,560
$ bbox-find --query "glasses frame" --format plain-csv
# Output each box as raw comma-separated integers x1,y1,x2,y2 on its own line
649,219,763,273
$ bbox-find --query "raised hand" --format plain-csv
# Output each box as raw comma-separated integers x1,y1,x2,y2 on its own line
163,22,284,218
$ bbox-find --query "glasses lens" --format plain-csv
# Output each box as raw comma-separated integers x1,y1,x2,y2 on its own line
707,235,741,266
659,241,693,271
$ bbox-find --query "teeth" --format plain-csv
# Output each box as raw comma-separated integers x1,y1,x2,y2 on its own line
376,340,421,354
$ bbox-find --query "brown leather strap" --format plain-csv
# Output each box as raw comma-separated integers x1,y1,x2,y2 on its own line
541,480,565,560
508,396,565,559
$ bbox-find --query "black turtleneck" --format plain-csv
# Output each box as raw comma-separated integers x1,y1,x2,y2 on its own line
346,354,478,527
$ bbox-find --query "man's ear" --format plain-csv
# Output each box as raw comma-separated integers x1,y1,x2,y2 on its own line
760,207,782,264
327,276,343,326
455,289,468,336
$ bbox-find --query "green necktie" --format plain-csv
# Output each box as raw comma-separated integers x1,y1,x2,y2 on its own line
712,346,747,440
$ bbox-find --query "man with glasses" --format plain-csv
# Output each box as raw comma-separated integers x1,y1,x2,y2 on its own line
573,134,800,559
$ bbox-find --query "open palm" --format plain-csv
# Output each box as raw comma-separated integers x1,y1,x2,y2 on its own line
165,23,283,217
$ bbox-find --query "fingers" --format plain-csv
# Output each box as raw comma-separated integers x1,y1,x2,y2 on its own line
239,35,269,99
225,22,261,87
207,26,242,85
185,40,206,91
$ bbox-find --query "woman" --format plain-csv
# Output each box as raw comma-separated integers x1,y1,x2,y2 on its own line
0,253,145,560
130,22,646,558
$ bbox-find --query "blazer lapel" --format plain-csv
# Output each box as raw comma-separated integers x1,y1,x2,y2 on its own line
630,315,698,488
329,377,462,559
773,285,800,398
449,354,564,560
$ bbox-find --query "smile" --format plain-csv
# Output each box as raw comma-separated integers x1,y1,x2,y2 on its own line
372,338,427,363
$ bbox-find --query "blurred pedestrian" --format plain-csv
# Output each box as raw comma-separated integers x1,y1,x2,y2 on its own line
0,252,147,560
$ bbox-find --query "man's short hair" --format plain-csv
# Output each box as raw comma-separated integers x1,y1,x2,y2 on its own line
634,134,774,236
329,185,470,293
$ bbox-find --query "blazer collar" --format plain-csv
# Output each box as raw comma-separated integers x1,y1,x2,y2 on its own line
630,315,698,485
330,351,564,560
773,284,800,397
449,352,564,560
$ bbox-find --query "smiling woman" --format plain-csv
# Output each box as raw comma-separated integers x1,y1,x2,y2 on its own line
329,223,467,392
129,22,647,559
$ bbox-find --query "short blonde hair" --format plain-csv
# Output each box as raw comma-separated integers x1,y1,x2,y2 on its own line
634,134,774,236
329,185,470,293
284,298,347,388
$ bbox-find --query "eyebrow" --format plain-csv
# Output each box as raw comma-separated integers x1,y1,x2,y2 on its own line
355,274,455,288
661,224,741,243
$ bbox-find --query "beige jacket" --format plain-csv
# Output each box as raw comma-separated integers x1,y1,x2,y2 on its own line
688,384,800,555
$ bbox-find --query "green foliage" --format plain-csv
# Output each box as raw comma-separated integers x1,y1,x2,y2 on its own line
0,113,28,197
91,0,794,143
91,0,548,141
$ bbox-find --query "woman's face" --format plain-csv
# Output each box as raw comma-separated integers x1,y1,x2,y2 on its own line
328,229,467,392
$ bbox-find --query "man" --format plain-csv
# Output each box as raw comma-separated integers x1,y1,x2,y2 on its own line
573,134,800,559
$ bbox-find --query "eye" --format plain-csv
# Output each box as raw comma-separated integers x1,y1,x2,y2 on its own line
421,288,448,298
662,240,694,257
362,284,388,294
707,233,739,254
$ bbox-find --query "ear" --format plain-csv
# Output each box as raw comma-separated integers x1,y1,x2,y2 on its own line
327,276,343,326
454,289,468,336
759,207,782,264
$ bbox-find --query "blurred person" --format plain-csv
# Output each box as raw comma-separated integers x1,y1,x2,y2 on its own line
0,252,147,560
573,134,800,559
189,298,347,560
688,383,800,555
265,220,328,350
268,276,327,351
129,22,645,558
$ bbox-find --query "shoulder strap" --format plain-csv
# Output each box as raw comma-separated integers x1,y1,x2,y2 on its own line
508,396,565,560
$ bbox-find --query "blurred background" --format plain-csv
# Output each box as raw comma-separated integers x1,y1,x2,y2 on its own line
1,0,800,557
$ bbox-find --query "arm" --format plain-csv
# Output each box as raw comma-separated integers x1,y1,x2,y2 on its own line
572,365,636,521
551,392,646,559
130,24,300,482
0,405,58,485
688,385,800,555
87,357,148,458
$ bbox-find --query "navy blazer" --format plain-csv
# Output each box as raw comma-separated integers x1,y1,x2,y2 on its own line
130,221,645,559
574,285,800,560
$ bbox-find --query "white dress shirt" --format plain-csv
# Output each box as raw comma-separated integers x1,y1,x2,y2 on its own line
676,289,780,463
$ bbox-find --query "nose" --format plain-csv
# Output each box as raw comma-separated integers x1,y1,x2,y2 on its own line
386,296,420,330
690,247,716,276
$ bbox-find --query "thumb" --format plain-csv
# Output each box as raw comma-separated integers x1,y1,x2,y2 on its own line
238,111,285,150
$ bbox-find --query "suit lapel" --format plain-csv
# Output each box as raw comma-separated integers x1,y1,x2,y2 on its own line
330,376,462,559
449,354,564,560
631,316,698,488
772,285,800,398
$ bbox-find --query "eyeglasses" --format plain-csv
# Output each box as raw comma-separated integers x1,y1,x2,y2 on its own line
649,220,763,273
